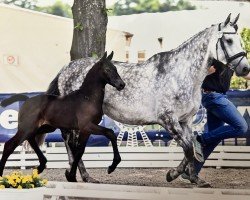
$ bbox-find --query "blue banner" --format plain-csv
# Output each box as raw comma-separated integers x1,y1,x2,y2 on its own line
0,90,249,146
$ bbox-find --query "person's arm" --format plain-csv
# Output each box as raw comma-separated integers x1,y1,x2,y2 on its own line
243,72,250,80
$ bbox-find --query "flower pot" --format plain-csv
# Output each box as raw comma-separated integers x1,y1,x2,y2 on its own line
0,187,44,200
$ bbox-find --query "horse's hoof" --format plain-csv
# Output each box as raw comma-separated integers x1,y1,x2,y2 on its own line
37,165,46,174
108,166,115,174
84,176,100,183
166,170,174,182
65,170,77,182
108,158,121,174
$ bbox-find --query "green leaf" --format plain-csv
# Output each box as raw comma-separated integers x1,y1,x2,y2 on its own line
91,52,98,58
74,22,84,31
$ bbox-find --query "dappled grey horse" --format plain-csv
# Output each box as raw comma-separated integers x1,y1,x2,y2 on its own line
46,14,249,184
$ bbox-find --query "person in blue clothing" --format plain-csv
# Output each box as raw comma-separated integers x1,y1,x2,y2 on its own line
180,59,250,187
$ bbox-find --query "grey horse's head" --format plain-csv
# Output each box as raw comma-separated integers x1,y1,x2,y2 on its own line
210,14,250,76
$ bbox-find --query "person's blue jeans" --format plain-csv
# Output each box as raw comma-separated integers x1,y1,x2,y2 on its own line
194,92,249,174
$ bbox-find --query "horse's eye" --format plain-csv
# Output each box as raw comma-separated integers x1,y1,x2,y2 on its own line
226,39,233,44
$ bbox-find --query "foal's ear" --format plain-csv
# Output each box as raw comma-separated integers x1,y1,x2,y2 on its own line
224,13,231,26
101,51,107,61
107,51,114,61
231,13,240,25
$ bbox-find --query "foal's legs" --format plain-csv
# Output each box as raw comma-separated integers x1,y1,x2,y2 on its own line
65,123,121,182
65,133,90,182
61,129,99,183
28,137,47,174
0,132,25,176
30,125,58,173
87,123,121,174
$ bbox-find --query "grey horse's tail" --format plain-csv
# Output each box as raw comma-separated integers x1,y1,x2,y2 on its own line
46,73,60,95
0,94,29,107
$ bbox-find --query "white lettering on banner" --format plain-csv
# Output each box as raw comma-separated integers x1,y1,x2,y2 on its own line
0,110,18,129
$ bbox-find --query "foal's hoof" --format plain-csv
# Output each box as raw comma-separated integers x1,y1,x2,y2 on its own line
166,170,174,182
108,158,121,174
37,165,46,174
65,170,77,182
108,166,116,174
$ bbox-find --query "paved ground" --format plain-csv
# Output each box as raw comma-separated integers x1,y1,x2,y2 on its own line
5,168,250,189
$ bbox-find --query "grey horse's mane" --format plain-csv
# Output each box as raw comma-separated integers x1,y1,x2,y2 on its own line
175,23,216,53
149,24,216,63
145,24,216,74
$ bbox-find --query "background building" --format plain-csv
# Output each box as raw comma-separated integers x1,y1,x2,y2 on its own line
108,1,250,62
1,1,250,92
0,4,128,93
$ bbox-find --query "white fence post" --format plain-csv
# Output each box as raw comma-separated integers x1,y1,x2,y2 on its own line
20,148,26,170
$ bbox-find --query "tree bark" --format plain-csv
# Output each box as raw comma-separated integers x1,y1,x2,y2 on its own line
70,0,107,60
64,0,107,183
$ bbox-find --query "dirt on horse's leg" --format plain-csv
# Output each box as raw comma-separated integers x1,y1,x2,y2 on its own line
160,115,193,182
167,122,197,183
188,157,197,182
62,130,99,183
177,123,198,184
166,156,189,182
77,155,99,183
65,133,89,182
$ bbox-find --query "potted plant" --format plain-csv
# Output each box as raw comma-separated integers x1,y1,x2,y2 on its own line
0,169,47,200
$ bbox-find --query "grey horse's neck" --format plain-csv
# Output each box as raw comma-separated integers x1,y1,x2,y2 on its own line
150,25,217,85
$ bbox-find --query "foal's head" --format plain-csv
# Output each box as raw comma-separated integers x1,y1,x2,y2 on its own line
97,51,125,91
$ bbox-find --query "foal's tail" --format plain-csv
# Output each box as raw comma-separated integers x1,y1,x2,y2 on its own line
36,134,47,147
0,94,29,107
23,134,47,150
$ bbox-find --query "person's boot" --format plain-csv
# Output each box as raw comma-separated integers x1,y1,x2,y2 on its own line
192,135,205,162
179,172,211,188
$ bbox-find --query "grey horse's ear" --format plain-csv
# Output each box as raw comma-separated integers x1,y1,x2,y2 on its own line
107,51,114,61
101,51,107,61
224,13,231,26
231,13,240,25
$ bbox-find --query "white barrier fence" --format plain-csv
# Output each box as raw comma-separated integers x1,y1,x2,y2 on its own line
1,144,250,169
1,181,250,200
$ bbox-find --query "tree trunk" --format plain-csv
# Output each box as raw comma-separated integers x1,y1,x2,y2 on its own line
64,0,107,183
70,0,107,60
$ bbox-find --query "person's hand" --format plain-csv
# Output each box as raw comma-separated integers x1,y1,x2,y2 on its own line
208,66,216,74
243,72,250,80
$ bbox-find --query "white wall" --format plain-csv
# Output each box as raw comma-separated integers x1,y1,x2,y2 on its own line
108,1,250,62
0,4,127,93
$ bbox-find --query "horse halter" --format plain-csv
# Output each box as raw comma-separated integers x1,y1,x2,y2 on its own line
216,23,246,71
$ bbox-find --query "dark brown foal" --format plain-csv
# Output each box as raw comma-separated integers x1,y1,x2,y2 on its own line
0,52,125,182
